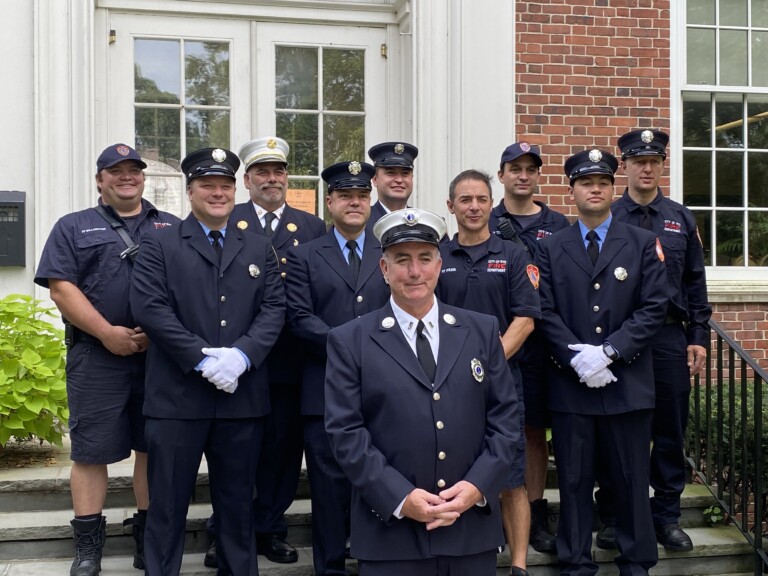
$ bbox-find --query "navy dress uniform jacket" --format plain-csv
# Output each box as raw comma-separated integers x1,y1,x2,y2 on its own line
129,213,285,419
285,228,391,416
536,220,669,415
230,201,327,384
366,201,388,230
324,302,520,561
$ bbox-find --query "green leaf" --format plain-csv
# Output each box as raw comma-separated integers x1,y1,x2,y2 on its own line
25,396,44,415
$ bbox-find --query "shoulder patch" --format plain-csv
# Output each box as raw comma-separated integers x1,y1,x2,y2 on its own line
526,264,540,289
655,237,665,262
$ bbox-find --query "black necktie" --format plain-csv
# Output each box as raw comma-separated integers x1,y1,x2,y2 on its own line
209,230,223,263
416,320,436,382
264,212,277,237
586,230,599,266
346,240,361,281
639,205,653,230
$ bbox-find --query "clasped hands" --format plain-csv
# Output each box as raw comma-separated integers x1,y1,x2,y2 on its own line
198,347,247,394
568,343,617,389
401,481,482,531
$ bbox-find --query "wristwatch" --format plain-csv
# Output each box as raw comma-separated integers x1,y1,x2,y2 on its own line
603,342,619,361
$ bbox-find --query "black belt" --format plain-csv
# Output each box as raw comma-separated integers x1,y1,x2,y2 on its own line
72,328,103,347
665,316,682,325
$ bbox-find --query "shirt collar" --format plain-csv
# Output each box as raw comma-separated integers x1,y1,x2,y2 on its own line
390,296,439,340
197,221,227,238
333,228,365,253
252,202,286,220
577,214,611,242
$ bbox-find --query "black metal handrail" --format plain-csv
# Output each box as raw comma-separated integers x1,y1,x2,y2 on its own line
686,318,767,575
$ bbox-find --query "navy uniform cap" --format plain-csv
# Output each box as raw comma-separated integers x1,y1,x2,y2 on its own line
367,142,418,169
500,141,542,168
373,208,447,249
96,143,147,174
181,147,240,182
618,129,668,160
564,149,618,184
321,161,375,193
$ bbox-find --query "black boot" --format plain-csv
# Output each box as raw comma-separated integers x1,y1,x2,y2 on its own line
70,516,106,576
529,499,556,553
123,513,146,569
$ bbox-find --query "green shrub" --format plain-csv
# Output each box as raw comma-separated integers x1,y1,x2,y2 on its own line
0,294,68,447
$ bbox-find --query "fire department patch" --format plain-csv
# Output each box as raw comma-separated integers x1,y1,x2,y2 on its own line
526,264,540,289
655,238,665,262
487,259,507,273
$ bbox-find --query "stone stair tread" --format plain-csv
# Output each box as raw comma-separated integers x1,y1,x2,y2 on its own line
1,550,329,575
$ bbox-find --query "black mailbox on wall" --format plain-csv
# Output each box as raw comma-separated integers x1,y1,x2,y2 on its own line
0,191,25,266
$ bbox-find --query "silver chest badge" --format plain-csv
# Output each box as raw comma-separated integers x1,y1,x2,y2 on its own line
249,264,260,278
471,358,484,382
381,317,395,329
614,267,628,281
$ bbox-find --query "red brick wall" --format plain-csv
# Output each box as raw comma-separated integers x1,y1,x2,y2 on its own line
514,1,768,369
711,303,768,370
515,0,671,217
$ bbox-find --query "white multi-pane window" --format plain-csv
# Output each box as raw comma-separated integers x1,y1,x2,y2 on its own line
683,0,768,267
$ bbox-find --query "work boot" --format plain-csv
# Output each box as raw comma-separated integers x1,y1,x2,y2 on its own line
529,499,556,553
70,516,106,576
595,521,617,550
123,513,146,569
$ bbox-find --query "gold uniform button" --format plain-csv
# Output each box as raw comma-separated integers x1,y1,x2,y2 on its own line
356,295,363,303
592,305,599,312
281,272,287,278
436,421,444,430
432,392,441,401
437,479,446,488
220,295,226,303
281,257,287,264
438,451,446,460
220,320,227,327
593,283,601,290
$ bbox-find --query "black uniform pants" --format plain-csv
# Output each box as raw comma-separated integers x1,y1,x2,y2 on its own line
144,417,263,576
552,410,657,576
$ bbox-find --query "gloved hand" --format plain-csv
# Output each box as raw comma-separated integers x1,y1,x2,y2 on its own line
582,366,617,389
201,347,248,390
568,343,612,380
218,379,239,394
196,355,216,373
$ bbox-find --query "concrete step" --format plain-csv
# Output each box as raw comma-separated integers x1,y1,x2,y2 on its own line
0,525,755,576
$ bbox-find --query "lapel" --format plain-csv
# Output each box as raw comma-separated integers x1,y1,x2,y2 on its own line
181,215,218,267
220,225,244,273
560,222,594,277
433,305,469,390
593,220,628,277
370,304,433,390
317,229,355,288
357,232,383,289
369,303,470,392
271,205,299,251
232,202,263,236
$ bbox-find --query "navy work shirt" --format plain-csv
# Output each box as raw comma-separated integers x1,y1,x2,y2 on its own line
35,198,180,328
436,234,541,337
612,189,711,347
489,199,570,257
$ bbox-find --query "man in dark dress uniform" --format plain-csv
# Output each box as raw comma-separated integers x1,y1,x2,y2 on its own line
130,147,284,576
595,129,711,552
367,141,418,227
536,149,669,576
325,208,521,576
285,160,391,575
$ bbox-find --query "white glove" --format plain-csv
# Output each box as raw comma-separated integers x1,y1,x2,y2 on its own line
218,379,239,394
196,355,216,373
582,366,617,389
568,343,612,380
201,347,248,390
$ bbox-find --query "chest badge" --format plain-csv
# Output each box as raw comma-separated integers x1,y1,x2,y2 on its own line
237,220,248,230
249,264,260,278
293,239,299,246
443,313,456,325
614,267,628,281
287,223,297,232
471,358,484,382
381,317,395,329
